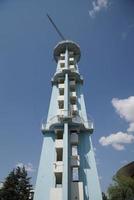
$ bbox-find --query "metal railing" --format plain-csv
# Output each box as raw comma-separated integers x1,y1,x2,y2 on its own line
41,112,94,132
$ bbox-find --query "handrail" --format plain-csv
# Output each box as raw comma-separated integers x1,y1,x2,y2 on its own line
41,113,94,132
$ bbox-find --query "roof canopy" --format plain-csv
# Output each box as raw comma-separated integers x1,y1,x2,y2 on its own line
54,40,81,63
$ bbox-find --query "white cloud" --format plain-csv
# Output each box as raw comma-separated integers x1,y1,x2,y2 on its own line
112,96,134,122
89,0,109,18
100,96,134,150
16,162,35,173
112,96,134,132
99,132,134,150
127,122,134,132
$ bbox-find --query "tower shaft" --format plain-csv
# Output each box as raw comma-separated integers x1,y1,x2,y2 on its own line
34,41,102,200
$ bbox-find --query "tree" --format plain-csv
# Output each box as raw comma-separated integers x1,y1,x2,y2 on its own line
102,192,108,200
0,166,33,200
107,175,134,200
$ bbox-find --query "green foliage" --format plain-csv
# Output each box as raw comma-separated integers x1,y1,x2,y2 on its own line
0,166,33,200
102,192,108,200
107,175,134,200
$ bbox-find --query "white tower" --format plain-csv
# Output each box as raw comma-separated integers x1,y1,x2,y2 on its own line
34,40,102,200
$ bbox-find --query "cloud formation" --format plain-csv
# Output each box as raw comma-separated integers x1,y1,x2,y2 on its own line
89,0,109,18
112,96,134,132
99,96,134,150
99,131,134,150
16,162,35,173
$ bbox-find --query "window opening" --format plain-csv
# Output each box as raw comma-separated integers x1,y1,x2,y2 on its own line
71,132,78,145
71,130,78,134
72,145,78,156
55,173,62,188
56,148,63,161
58,78,64,84
69,64,76,70
59,88,64,96
72,167,79,182
56,130,63,139
70,78,75,82
70,98,76,105
70,87,76,92
60,62,65,68
60,53,65,60
69,51,74,57
59,102,64,109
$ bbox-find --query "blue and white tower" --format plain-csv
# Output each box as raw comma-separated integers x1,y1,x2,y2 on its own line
34,40,102,200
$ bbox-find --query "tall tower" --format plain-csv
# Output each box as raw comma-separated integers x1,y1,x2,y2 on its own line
34,40,102,200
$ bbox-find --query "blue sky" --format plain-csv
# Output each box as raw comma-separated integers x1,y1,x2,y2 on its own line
0,0,134,192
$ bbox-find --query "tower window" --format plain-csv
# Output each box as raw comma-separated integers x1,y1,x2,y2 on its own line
56,130,63,139
60,54,65,60
71,130,78,134
60,62,65,68
59,102,64,109
55,173,62,188
56,148,63,161
59,88,64,96
70,86,76,92
72,167,79,182
70,131,79,145
58,78,64,84
72,145,78,156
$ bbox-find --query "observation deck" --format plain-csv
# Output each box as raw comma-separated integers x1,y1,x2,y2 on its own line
54,40,81,63
41,113,93,134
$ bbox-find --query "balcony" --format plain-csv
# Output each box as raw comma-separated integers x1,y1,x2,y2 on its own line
41,113,94,133
71,155,80,167
41,116,60,131
70,115,94,133
84,120,94,133
53,162,63,173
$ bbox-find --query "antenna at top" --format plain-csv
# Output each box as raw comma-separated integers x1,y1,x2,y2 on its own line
47,14,66,41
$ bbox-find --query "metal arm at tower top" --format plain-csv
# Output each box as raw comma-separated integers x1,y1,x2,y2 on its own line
47,14,66,41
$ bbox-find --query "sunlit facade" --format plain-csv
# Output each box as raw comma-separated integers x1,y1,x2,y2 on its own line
34,40,102,200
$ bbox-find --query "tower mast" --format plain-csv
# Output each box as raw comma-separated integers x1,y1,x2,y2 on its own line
47,14,65,41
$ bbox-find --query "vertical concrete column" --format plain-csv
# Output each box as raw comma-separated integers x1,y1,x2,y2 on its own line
63,47,70,200
64,73,69,117
63,123,69,200
65,46,69,70
64,47,69,117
